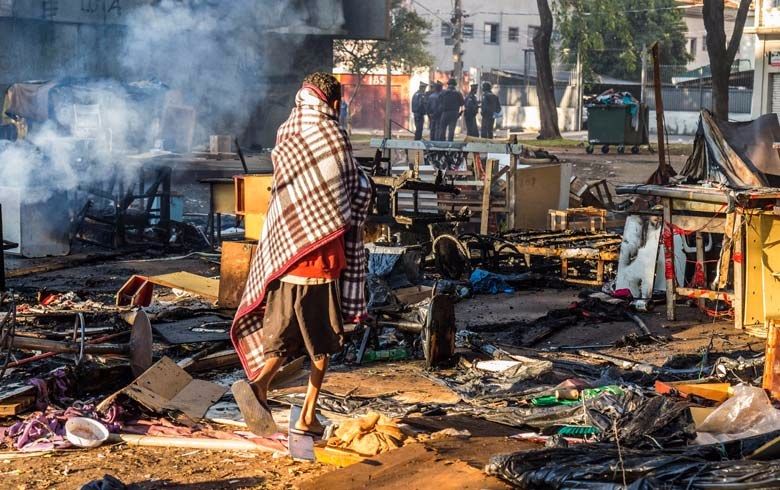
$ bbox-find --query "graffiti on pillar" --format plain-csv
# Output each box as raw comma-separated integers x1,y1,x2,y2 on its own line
81,0,122,17
43,0,59,19
108,0,122,15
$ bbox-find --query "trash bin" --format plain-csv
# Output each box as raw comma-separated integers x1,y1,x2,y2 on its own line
585,103,649,155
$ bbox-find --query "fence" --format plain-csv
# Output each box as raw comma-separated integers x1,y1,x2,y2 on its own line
492,58,755,133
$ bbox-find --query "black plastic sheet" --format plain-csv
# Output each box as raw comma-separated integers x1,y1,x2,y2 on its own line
486,429,780,489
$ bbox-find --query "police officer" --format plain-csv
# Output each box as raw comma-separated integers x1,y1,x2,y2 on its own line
464,83,479,137
480,82,501,139
439,79,464,142
411,82,428,140
427,81,443,140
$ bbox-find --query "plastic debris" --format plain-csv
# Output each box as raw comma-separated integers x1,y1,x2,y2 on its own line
696,384,780,444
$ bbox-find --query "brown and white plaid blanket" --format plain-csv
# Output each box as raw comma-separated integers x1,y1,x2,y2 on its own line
230,87,373,379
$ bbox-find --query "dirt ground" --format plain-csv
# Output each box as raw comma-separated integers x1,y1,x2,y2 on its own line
2,144,756,489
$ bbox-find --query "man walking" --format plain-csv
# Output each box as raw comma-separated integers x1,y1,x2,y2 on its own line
230,72,373,437
411,81,428,140
464,83,479,137
438,79,464,142
480,82,501,139
427,81,443,140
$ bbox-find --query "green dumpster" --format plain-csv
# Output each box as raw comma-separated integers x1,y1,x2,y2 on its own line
585,104,649,154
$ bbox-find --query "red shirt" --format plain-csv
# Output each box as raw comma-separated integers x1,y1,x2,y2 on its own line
286,235,346,279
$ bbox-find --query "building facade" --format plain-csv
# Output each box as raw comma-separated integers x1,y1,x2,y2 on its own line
0,0,388,146
750,0,780,117
680,1,755,71
410,0,540,78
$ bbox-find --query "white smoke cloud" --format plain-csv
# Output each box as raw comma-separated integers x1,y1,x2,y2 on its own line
0,0,345,205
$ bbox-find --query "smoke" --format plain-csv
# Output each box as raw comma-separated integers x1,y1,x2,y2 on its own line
0,0,345,205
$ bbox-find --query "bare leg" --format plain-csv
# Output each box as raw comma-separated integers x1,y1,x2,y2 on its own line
295,356,328,433
250,356,285,403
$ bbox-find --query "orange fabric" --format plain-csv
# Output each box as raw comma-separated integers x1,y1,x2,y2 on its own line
286,235,346,279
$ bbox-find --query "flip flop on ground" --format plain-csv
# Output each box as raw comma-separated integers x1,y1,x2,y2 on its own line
231,380,277,436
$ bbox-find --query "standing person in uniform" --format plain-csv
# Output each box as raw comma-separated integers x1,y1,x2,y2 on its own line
411,81,428,140
438,79,464,142
230,72,373,437
480,82,501,139
427,81,443,140
464,83,480,137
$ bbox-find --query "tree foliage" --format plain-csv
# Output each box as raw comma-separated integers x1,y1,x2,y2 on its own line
333,0,433,104
555,0,690,82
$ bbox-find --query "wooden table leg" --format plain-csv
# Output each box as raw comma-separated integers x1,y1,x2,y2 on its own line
663,198,676,321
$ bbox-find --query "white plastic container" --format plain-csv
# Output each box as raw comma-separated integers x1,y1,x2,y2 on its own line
65,417,109,448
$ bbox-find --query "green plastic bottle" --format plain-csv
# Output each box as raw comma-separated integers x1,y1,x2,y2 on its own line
362,348,409,362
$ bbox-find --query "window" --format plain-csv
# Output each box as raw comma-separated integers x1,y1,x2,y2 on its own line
528,26,540,47
702,35,707,52
688,37,697,55
441,22,452,38
463,23,474,38
484,22,500,44
508,26,519,42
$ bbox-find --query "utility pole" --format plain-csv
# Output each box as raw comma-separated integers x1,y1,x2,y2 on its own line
452,0,464,82
575,49,583,131
640,44,647,103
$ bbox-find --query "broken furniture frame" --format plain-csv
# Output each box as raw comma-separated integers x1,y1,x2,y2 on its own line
549,207,608,232
369,138,527,234
74,163,173,248
616,184,780,334
494,230,621,286
200,177,235,248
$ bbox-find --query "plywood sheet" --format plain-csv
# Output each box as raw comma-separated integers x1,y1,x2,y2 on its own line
148,272,220,302
513,163,571,230
99,357,226,421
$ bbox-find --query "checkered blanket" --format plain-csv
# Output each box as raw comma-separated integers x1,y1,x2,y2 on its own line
231,87,373,379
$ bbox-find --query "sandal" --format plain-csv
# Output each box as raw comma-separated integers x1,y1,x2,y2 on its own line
231,380,277,436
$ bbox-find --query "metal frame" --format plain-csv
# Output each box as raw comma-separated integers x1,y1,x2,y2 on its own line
370,138,525,155
614,184,780,331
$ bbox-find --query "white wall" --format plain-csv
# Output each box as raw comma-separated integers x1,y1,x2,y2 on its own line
412,0,540,74
683,10,755,71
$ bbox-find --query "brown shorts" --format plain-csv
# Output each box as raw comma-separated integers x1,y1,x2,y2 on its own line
261,280,344,361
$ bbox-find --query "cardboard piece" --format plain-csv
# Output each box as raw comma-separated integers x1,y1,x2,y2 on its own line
514,163,572,229
98,357,226,422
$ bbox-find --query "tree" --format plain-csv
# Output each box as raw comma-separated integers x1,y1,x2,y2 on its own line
556,0,689,83
333,0,433,117
534,0,561,139
703,0,751,120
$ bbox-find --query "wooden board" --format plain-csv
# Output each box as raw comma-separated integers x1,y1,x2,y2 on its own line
218,241,257,308
148,272,220,303
98,357,226,422
514,163,572,230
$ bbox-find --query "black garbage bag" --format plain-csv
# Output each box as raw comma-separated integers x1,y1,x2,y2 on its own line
486,429,780,489
80,475,127,490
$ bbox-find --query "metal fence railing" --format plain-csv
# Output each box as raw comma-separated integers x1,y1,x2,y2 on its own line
496,62,754,115
643,86,753,114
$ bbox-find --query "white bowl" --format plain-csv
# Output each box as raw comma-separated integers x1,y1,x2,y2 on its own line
65,417,109,448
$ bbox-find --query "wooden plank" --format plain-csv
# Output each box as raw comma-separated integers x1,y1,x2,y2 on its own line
218,241,257,308
676,287,734,302
663,198,676,321
480,160,495,235
0,395,35,416
734,213,745,329
148,272,220,302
